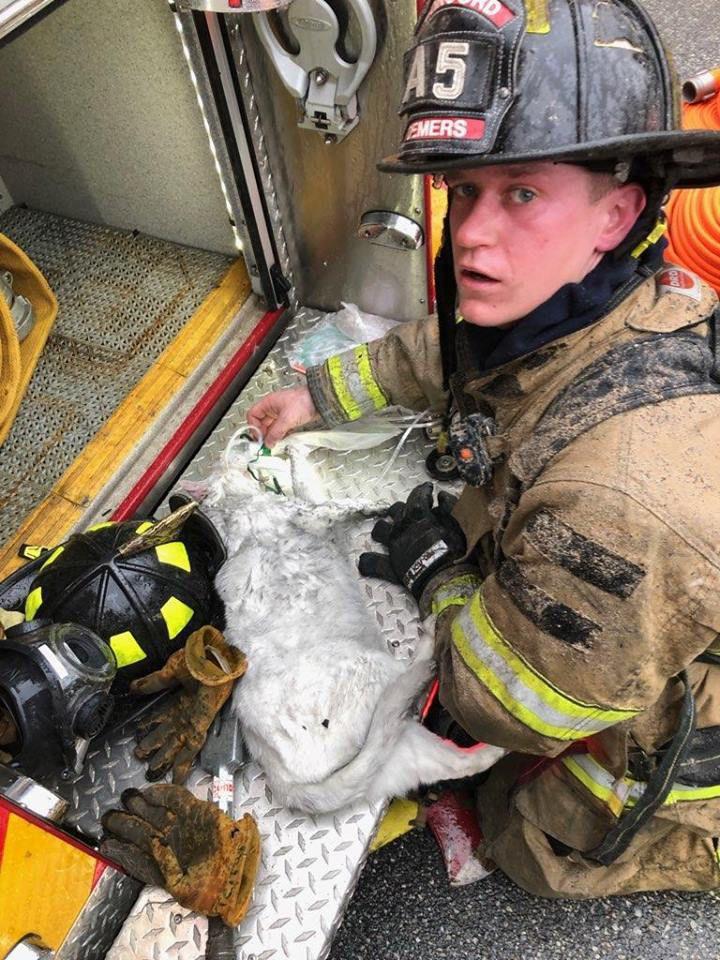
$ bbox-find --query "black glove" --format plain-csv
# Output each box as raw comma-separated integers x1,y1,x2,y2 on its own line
358,482,466,601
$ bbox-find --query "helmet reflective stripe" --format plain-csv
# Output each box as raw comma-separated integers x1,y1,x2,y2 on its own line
525,0,549,33
40,545,65,570
160,596,194,640
109,631,147,668
451,590,639,740
25,586,42,620
155,542,191,572
136,521,154,534
86,521,115,532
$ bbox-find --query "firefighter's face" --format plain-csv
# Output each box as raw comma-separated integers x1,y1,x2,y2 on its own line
446,161,646,328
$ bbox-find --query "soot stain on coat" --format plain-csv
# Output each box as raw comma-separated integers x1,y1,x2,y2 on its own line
498,558,601,649
514,333,720,486
522,344,563,370
526,509,645,598
483,374,525,399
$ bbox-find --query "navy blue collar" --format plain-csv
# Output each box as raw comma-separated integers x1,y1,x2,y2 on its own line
461,242,667,372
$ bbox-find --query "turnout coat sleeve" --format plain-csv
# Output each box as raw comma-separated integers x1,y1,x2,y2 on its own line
305,315,447,425
426,434,720,758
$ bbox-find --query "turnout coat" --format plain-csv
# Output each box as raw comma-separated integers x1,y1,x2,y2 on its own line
307,266,720,897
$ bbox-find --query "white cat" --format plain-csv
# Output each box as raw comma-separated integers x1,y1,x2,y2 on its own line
185,437,505,814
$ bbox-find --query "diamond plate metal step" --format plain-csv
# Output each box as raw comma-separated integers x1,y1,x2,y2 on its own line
61,307,450,960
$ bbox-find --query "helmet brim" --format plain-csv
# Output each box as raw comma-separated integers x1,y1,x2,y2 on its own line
378,129,720,188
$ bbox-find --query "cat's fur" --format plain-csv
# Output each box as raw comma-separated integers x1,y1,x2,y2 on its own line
185,440,505,813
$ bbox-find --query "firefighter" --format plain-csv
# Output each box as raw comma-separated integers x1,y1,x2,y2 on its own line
247,0,720,897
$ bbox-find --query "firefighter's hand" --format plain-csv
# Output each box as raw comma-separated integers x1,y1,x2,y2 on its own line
358,483,467,601
101,785,261,927
246,386,319,447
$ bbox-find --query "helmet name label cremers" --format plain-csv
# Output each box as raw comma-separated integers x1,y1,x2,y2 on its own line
405,117,487,141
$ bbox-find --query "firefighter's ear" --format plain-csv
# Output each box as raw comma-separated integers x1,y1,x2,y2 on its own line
595,183,647,253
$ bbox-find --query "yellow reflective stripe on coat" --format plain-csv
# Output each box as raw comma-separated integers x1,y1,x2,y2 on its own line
326,345,389,421
451,590,639,741
431,573,482,617
563,753,720,817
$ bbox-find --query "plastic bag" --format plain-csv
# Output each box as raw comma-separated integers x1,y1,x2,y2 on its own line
287,303,402,373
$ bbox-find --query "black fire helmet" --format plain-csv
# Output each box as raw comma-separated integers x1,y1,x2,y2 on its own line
0,496,226,691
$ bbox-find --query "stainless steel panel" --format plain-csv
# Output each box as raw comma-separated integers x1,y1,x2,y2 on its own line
56,871,143,960
76,306,443,960
230,1,429,319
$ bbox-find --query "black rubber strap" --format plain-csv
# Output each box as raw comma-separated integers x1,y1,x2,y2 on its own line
709,304,720,383
584,671,696,866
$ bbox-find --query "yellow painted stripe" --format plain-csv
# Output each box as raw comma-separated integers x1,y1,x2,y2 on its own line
327,355,362,421
355,345,388,411
25,586,43,620
0,258,251,579
109,631,147,668
160,596,194,640
0,811,97,955
155,541,190,572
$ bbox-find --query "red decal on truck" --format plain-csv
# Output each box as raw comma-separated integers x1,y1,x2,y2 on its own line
404,116,486,141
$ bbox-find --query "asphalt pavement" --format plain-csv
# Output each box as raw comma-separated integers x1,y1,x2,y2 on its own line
329,3,720,958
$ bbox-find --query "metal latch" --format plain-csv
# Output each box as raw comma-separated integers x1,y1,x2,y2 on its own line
254,0,377,142
357,211,425,250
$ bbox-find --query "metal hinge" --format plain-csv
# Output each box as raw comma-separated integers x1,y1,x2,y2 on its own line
253,0,377,142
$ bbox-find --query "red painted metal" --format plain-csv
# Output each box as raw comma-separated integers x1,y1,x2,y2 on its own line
112,308,285,522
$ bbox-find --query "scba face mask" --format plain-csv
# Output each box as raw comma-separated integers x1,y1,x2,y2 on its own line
0,620,116,783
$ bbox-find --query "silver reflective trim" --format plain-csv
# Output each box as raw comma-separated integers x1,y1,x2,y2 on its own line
0,0,58,42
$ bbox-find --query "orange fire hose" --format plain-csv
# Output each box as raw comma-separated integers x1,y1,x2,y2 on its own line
665,68,720,293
